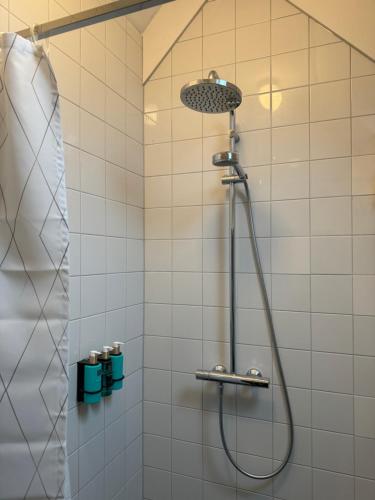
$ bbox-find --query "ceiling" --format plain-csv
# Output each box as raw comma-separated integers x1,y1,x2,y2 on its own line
127,5,161,32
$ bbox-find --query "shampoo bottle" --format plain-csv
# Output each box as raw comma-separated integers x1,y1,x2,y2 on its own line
99,346,113,397
82,350,102,404
110,341,125,390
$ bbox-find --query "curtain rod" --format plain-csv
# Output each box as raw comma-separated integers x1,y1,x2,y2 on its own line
16,0,173,41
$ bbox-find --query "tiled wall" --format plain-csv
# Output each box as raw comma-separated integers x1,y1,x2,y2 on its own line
1,1,144,499
143,0,375,499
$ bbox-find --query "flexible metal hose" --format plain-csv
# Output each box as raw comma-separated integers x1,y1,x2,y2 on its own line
218,178,294,479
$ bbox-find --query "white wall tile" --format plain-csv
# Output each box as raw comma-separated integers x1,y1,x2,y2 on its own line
352,75,375,116
271,237,310,274
173,139,203,174
236,0,270,27
313,469,354,500
145,176,171,208
310,158,351,198
310,119,351,160
272,86,309,127
239,128,271,166
203,0,235,35
145,142,172,177
173,173,202,206
144,467,171,500
180,10,203,42
354,236,375,274
272,49,308,90
309,19,339,47
236,22,270,62
355,396,375,439
353,195,375,235
311,275,353,314
271,14,308,55
172,440,203,478
312,352,353,393
352,155,375,195
310,80,351,122
145,109,172,145
272,161,309,200
144,336,171,370
204,30,236,68
144,434,171,470
145,272,172,304
311,236,352,274
145,208,172,239
272,0,299,18
273,463,312,500
173,239,202,271
351,48,375,78
173,272,202,306
172,38,202,75
236,57,270,96
173,305,202,340
272,124,309,163
354,356,375,397
237,94,271,131
352,116,375,156
353,275,375,315
274,348,311,388
312,391,353,434
311,197,351,236
272,199,309,236
355,437,375,480
81,193,106,235
273,310,310,350
310,43,350,84
272,274,310,312
312,429,354,475
172,474,202,500
172,107,202,141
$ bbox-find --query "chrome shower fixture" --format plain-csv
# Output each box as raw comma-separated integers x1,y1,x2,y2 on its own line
180,70,242,113
181,72,246,181
180,69,294,481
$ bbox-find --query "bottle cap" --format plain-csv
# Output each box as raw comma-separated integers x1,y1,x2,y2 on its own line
112,341,124,355
88,350,101,364
101,346,113,359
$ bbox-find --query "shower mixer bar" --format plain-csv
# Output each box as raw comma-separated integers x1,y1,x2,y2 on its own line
195,366,269,388
17,0,173,41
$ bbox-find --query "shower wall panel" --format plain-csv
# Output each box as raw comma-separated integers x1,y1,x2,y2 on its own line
143,0,375,499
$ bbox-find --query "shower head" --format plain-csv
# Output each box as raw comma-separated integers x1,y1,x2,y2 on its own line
212,151,240,167
213,151,247,179
180,70,242,113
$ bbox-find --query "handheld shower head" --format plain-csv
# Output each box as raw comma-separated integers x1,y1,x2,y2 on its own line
180,70,242,113
213,151,247,180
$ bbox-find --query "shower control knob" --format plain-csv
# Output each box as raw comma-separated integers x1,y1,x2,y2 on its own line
213,365,227,374
247,368,263,378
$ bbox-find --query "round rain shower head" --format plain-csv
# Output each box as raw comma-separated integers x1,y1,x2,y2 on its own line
180,70,242,114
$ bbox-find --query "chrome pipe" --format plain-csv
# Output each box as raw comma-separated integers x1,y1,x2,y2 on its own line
229,110,236,374
17,0,173,41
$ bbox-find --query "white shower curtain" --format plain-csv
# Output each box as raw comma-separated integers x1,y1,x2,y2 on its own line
0,33,69,499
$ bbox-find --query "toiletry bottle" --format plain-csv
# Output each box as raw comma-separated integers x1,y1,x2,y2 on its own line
110,341,125,390
99,346,114,397
80,350,102,404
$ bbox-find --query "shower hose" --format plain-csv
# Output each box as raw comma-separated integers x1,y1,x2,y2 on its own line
218,178,294,479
